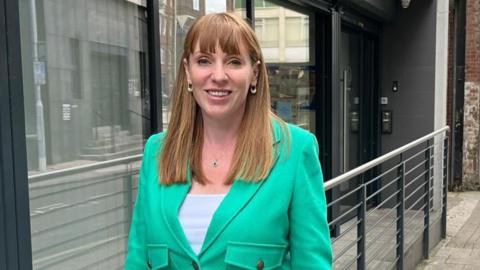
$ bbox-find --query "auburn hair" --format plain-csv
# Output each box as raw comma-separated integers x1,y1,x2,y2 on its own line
159,12,287,185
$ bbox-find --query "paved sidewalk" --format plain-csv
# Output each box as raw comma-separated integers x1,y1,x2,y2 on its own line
416,192,480,270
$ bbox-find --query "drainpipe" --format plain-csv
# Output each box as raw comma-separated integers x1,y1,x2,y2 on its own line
451,0,466,189
30,0,47,171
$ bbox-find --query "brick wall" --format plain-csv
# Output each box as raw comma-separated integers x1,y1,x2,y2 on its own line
462,0,480,190
464,0,480,83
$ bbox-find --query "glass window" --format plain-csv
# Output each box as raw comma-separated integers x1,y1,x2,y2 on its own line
159,0,245,129
206,0,227,13
256,0,276,8
286,17,308,47
255,0,309,63
254,0,315,131
255,18,279,48
19,0,150,268
193,0,200,10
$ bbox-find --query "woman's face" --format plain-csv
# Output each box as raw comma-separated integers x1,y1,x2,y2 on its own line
184,42,259,122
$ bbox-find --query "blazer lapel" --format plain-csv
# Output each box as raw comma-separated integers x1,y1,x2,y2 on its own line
198,178,265,256
160,168,196,258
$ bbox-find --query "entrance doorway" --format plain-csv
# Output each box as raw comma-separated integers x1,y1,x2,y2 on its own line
337,25,380,219
340,27,378,173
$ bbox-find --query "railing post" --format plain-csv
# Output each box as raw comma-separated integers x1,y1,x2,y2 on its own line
357,183,366,270
423,140,431,259
396,157,405,270
442,134,449,239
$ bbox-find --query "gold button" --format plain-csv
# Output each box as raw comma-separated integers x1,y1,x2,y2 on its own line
256,259,264,270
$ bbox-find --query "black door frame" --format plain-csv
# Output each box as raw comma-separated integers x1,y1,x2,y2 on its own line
0,0,33,269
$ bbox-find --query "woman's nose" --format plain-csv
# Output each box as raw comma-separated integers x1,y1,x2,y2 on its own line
212,63,228,82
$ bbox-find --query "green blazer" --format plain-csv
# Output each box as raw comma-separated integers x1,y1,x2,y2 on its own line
126,122,333,270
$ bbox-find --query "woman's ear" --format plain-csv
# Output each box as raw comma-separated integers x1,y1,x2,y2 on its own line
251,60,261,86
183,58,192,84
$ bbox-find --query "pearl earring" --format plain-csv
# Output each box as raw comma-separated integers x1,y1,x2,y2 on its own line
250,86,257,94
187,84,193,92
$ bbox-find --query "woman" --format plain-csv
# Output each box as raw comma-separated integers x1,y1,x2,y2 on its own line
126,13,332,270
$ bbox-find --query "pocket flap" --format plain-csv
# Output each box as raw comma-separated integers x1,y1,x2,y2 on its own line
225,242,287,270
147,244,169,269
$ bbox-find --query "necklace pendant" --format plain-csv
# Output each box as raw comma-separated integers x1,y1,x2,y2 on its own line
212,159,219,168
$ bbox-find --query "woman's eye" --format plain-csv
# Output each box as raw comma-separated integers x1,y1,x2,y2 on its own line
228,59,242,66
197,58,211,65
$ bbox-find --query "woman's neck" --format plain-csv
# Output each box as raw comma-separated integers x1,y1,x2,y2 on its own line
202,113,243,148
203,115,241,148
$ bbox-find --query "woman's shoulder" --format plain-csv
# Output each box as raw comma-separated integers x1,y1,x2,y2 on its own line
286,123,313,140
142,131,167,158
272,118,314,144
271,118,318,160
145,131,167,148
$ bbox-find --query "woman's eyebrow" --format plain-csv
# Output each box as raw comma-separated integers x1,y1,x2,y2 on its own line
226,53,242,58
192,51,209,57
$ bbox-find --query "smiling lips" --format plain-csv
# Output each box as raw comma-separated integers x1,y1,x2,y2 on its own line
206,89,232,97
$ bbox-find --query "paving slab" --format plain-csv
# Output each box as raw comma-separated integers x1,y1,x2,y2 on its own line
416,192,480,269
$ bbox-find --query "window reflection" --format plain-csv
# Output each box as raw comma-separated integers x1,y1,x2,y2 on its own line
22,1,149,172
268,65,316,131
254,0,315,131
20,0,150,268
254,0,309,63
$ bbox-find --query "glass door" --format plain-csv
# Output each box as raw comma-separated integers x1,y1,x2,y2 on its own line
340,29,361,173
340,30,378,174
338,26,379,219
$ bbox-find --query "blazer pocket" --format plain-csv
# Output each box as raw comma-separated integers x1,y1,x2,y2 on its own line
225,242,287,270
146,244,169,269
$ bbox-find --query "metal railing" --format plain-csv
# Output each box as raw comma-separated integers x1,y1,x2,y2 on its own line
327,126,449,270
28,155,142,270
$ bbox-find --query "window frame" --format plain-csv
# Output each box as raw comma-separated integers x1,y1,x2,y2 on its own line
0,0,33,269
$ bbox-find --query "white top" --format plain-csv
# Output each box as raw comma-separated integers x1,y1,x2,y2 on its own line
178,194,226,254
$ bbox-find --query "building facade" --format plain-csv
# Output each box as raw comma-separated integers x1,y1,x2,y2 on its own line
1,0,449,269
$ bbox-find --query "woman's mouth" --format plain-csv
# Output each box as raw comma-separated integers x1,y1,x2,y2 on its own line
206,89,232,97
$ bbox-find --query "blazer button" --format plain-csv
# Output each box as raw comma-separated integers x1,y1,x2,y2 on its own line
147,260,152,269
192,261,199,270
256,259,264,270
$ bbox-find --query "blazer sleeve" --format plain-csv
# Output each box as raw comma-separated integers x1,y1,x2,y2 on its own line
125,136,154,270
289,133,333,269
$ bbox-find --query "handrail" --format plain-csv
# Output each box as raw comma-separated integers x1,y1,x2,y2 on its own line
28,154,143,182
324,126,449,191
28,127,450,185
